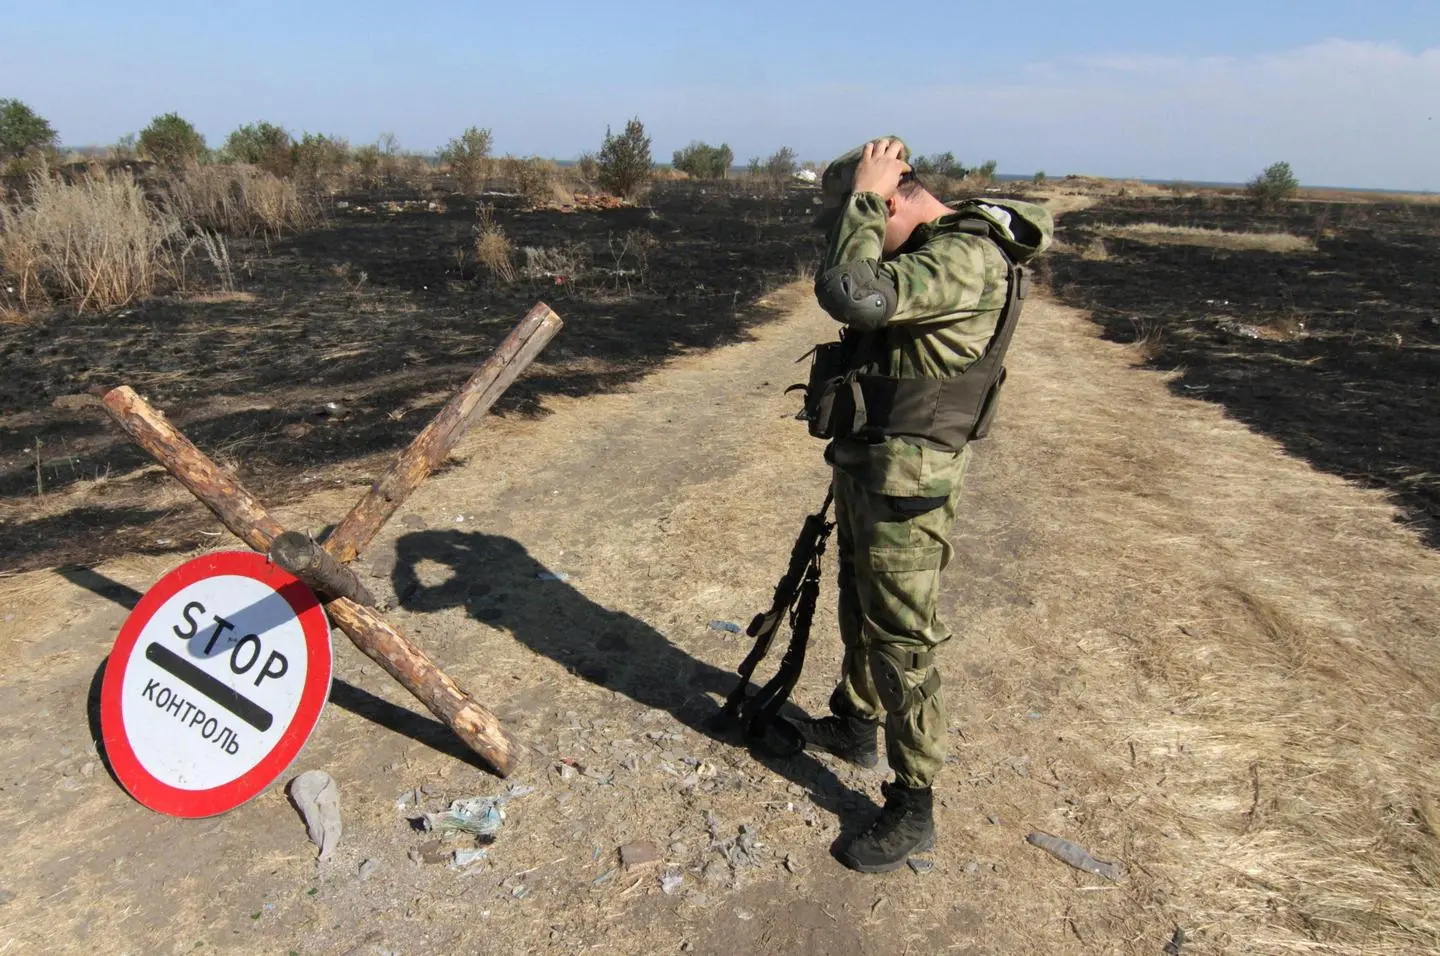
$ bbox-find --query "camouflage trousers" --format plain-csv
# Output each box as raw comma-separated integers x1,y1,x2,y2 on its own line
826,437,971,789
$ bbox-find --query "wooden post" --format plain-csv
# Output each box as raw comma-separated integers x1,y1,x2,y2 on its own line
100,386,523,777
268,531,377,607
322,302,563,564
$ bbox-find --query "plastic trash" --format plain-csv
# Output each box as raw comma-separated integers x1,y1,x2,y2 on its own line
451,847,488,868
708,621,742,634
421,786,533,841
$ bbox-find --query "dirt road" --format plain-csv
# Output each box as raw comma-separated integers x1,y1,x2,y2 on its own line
2,282,1438,955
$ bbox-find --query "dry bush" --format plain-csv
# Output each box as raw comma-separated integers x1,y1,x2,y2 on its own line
472,204,514,283
1081,237,1110,261
162,162,320,238
0,167,185,313
500,156,571,208
1097,222,1315,253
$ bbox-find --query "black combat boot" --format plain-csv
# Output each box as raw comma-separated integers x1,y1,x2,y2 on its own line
790,695,880,768
838,780,935,873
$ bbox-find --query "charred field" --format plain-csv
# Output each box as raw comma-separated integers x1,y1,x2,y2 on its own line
1044,193,1440,548
0,180,828,572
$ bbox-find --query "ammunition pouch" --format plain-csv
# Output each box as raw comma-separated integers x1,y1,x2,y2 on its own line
793,231,1029,453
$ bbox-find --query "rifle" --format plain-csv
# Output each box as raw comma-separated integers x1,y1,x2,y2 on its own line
719,487,834,753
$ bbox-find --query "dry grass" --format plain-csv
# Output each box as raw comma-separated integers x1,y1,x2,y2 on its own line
0,167,185,313
160,162,321,238
983,295,1440,954
473,204,515,283
1096,222,1316,253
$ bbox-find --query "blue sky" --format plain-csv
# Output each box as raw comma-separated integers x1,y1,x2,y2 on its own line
4,0,1437,189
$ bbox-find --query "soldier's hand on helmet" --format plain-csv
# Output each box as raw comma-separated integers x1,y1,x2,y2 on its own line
852,139,912,200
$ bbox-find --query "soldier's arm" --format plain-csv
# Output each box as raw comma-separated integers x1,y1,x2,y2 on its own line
816,192,991,329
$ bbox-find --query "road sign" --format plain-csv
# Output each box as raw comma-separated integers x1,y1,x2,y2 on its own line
99,550,333,818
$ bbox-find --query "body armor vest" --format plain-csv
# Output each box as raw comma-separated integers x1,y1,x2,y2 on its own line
795,218,1030,453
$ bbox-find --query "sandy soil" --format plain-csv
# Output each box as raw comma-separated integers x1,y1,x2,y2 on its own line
2,269,1438,955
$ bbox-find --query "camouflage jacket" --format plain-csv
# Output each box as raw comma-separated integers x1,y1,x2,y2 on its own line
819,191,1052,379
818,191,1053,498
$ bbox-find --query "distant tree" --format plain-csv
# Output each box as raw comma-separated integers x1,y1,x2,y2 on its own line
672,141,733,180
0,99,59,162
292,132,350,183
438,126,493,193
223,121,293,176
596,117,652,198
973,159,999,181
912,151,964,179
1033,170,1047,185
1248,160,1299,208
763,146,798,184
139,112,206,167
111,132,139,161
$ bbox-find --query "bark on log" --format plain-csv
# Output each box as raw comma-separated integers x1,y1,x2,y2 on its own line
100,386,522,777
322,302,563,564
325,599,518,774
268,530,378,607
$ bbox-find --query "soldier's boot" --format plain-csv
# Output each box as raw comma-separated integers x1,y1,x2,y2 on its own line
838,780,935,873
791,697,880,769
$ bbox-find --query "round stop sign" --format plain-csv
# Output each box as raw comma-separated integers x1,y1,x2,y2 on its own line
99,550,333,817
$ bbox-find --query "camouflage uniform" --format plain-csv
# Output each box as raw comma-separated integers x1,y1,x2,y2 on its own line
810,141,1052,790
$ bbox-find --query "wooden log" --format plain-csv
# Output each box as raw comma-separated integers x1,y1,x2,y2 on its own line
100,386,523,777
324,599,518,775
322,302,563,564
101,386,287,551
268,530,378,607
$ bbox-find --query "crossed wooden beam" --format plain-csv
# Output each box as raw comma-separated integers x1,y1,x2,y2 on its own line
99,303,564,777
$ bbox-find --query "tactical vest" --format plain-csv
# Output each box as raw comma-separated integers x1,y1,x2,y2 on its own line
795,218,1030,453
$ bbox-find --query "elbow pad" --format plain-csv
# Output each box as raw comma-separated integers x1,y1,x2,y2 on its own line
814,260,897,330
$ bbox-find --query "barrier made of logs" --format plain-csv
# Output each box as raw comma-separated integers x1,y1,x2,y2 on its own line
98,302,564,777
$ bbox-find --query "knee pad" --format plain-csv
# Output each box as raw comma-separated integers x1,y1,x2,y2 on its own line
867,644,942,713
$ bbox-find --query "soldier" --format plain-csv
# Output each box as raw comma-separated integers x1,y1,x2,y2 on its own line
792,137,1053,872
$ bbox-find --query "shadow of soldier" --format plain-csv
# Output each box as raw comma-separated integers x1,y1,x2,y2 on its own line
390,528,881,850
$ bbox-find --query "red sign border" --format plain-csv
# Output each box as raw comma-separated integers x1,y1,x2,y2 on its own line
99,550,333,818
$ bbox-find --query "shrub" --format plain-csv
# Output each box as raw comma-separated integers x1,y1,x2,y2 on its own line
596,117,652,198
911,152,964,178
0,99,59,164
672,141,733,180
472,204,514,283
1249,161,1299,208
501,155,567,208
576,151,599,186
438,126,493,194
1033,170,1047,185
139,113,206,168
0,168,185,313
972,159,999,182
111,133,139,162
223,121,293,176
292,133,350,185
764,146,798,183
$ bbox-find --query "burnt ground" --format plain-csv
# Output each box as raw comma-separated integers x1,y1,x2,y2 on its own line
1044,195,1440,548
0,181,827,573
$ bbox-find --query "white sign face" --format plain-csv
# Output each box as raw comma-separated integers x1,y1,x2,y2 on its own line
100,552,332,818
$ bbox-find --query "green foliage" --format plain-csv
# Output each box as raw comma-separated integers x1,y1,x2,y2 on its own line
974,159,998,181
139,112,206,167
1248,160,1299,207
292,133,350,183
671,140,733,180
596,117,652,198
0,99,59,163
911,152,964,178
223,121,293,176
1033,170,1047,185
438,126,493,193
576,151,598,185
